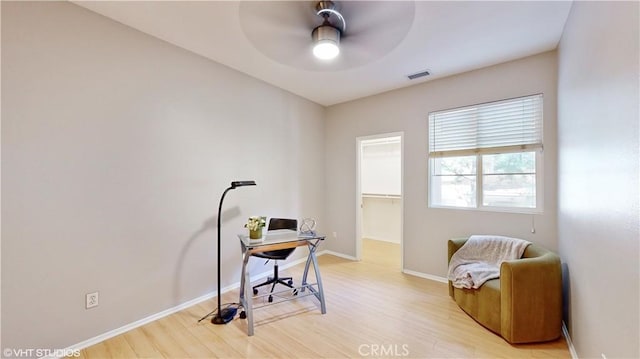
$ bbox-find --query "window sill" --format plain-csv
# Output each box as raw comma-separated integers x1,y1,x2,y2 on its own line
428,204,542,215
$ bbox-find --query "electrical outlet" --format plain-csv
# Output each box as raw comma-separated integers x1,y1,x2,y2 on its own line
86,291,99,309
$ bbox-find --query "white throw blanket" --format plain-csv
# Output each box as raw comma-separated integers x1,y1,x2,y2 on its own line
448,235,531,289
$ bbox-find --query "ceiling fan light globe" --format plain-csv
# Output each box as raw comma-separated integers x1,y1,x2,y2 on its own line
312,24,341,60
313,40,340,60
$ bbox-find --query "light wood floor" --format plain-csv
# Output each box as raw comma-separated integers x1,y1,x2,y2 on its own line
361,238,401,269
79,239,570,358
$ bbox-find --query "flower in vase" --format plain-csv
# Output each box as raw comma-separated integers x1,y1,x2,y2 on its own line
245,216,266,231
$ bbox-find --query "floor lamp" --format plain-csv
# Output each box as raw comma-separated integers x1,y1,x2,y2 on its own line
212,180,256,325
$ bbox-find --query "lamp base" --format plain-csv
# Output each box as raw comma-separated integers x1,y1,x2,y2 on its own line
211,307,237,325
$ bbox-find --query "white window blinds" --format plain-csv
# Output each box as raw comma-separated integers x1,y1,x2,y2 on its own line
429,94,543,157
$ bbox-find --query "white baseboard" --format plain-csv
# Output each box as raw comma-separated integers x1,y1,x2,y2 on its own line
562,321,578,359
62,289,219,356
60,251,484,358
318,249,358,261
60,255,311,357
402,269,448,283
320,251,448,286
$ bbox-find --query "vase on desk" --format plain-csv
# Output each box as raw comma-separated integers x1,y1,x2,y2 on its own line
249,228,262,239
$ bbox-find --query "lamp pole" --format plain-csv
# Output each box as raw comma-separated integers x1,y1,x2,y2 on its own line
212,180,256,325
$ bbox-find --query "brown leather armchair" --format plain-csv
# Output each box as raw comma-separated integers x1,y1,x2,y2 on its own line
448,238,563,344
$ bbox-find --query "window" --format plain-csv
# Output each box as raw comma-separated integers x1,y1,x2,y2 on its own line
428,94,543,212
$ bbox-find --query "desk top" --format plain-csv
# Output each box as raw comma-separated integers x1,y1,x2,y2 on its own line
238,229,325,248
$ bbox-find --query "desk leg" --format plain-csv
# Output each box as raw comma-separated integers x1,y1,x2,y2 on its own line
301,241,326,314
301,244,313,292
241,252,254,336
309,247,327,314
239,253,247,303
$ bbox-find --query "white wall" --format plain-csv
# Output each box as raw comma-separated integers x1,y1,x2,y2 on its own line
1,2,324,351
361,140,401,196
557,2,639,358
360,138,402,243
325,51,558,277
362,196,402,243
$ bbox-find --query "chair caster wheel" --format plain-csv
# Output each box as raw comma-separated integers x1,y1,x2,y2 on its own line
253,288,258,295
287,280,293,285
268,295,273,303
293,289,298,296
239,311,246,319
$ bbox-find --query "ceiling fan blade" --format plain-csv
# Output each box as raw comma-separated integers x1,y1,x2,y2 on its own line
239,0,415,71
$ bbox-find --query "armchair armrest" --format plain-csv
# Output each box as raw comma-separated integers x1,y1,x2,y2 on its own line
500,249,563,343
447,238,468,297
447,238,468,264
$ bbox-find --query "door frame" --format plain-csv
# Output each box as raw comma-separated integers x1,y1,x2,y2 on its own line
355,132,404,269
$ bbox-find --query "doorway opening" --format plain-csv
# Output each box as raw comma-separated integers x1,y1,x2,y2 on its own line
356,133,403,270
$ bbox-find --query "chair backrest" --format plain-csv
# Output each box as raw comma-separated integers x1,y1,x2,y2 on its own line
254,218,298,260
268,218,298,231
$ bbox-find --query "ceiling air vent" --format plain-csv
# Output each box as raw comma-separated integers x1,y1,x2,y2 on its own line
407,70,431,80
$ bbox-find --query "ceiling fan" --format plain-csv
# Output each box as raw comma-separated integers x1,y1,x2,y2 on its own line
311,1,346,60
238,1,415,71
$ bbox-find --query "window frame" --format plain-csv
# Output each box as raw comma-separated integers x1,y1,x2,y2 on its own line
427,94,544,214
428,150,544,213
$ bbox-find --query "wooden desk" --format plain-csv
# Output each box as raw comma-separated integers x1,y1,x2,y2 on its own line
238,230,326,336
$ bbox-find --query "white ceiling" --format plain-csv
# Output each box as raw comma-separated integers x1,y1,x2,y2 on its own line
73,1,573,106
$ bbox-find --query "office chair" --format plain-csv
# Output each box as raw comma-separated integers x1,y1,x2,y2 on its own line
252,218,297,302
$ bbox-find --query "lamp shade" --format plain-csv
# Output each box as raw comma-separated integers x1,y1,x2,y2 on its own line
231,180,256,188
312,24,340,60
